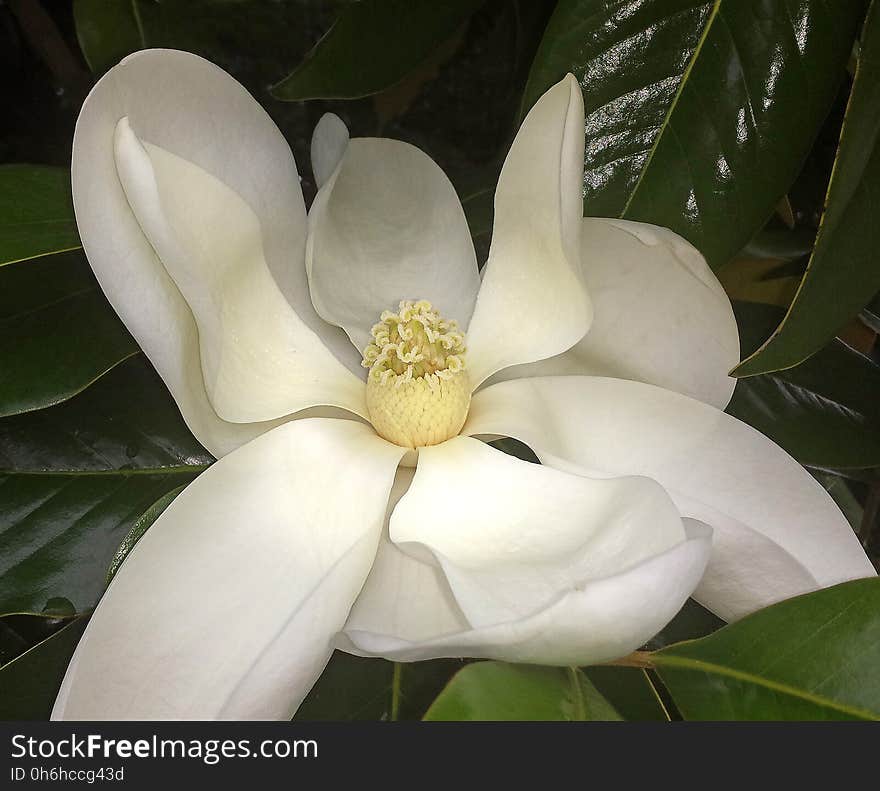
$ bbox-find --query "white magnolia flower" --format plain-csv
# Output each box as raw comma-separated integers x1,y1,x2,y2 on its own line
52,50,873,721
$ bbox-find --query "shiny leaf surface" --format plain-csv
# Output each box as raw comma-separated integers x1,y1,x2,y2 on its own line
727,302,880,470
424,662,622,721
0,357,211,616
0,252,139,417
654,579,880,720
0,166,80,267
271,0,485,100
523,0,865,268
735,1,880,374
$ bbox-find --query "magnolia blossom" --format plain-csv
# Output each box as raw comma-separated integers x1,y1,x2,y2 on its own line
52,50,873,721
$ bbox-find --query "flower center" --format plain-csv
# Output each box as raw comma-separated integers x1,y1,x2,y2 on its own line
362,299,471,448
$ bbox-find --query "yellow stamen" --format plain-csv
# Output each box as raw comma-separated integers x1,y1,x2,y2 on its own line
362,300,470,448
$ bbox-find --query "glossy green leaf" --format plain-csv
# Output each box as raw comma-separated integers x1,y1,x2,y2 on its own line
736,1,880,375
0,616,87,719
0,252,139,417
727,302,880,470
0,165,80,266
105,485,187,585
295,653,465,721
523,0,864,269
424,662,622,721
654,579,880,720
271,0,485,100
0,357,211,616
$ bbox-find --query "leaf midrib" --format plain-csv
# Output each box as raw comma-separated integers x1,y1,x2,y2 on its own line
653,653,880,720
620,0,722,216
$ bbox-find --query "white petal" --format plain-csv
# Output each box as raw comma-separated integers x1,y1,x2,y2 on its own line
390,436,686,628
52,418,405,721
113,119,368,424
311,112,350,189
495,218,740,409
339,468,471,649
345,520,712,665
306,137,480,351
72,49,359,457
466,74,592,387
465,376,876,619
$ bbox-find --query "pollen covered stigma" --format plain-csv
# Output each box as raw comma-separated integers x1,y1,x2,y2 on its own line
362,300,470,448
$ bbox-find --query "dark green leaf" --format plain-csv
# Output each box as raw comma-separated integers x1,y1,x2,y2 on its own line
727,302,880,470
523,0,864,269
583,667,672,721
295,653,465,721
0,616,87,719
646,598,725,650
653,579,880,720
735,2,880,374
0,252,139,417
423,662,622,721
73,0,145,75
0,357,211,616
271,0,485,101
0,165,80,266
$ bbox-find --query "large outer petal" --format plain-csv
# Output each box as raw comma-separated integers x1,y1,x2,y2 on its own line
496,218,740,409
52,419,404,721
390,436,686,629
464,376,876,621
306,136,480,352
343,521,711,666
113,120,368,423
72,49,359,457
465,74,592,388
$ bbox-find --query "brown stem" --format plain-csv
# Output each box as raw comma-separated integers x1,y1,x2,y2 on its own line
600,651,655,670
9,0,91,101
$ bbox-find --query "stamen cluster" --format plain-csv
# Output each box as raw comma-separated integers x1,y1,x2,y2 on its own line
362,300,466,388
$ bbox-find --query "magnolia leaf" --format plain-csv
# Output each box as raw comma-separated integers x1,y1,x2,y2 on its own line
0,358,211,616
295,653,465,721
271,0,485,101
523,0,864,269
0,617,87,720
0,165,80,266
424,662,622,721
0,252,139,417
654,579,880,720
735,1,880,375
727,302,880,471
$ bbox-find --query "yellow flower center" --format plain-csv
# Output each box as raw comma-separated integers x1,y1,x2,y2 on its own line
362,299,470,448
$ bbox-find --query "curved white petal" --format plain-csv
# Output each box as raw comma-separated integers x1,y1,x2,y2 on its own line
344,520,712,665
390,436,686,629
311,112,350,189
306,137,480,352
496,218,740,409
466,74,592,388
340,467,471,647
113,119,367,423
464,376,876,620
72,49,359,457
52,418,405,721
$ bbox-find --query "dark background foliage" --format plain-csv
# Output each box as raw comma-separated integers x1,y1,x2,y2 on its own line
1,0,878,721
